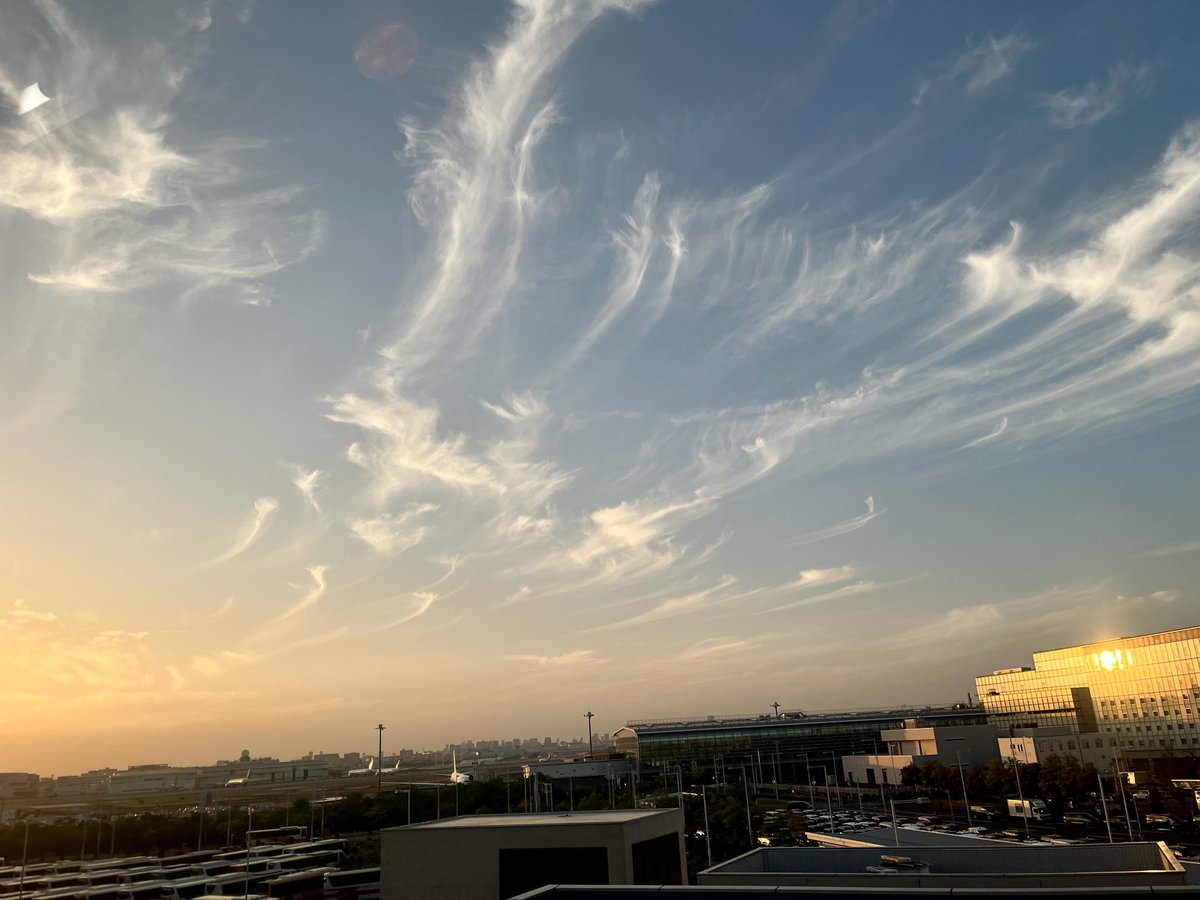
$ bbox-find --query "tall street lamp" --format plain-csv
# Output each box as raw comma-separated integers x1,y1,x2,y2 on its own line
585,711,595,759
376,723,386,794
944,738,973,829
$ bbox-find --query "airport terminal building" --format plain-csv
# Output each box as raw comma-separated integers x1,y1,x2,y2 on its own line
613,707,986,781
976,625,1200,775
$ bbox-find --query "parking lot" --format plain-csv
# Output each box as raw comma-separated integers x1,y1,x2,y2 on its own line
754,799,1200,862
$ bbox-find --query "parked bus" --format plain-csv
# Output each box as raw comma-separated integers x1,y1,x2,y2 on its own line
246,828,307,848
203,873,271,896
263,869,333,900
158,854,218,869
265,853,341,875
322,868,379,900
188,864,231,879
118,881,168,900
159,877,215,900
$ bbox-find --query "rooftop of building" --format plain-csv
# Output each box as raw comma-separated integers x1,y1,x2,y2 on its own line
1036,623,1200,654
621,706,979,733
808,827,1000,850
705,842,1179,876
390,809,675,830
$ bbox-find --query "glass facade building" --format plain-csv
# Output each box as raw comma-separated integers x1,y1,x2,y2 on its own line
614,708,985,780
976,625,1200,772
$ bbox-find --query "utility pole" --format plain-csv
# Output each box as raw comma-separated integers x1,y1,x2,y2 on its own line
376,723,386,794
585,711,595,759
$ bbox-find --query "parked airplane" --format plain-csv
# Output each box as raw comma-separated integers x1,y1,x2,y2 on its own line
377,758,404,776
347,758,376,776
449,752,472,784
224,769,259,787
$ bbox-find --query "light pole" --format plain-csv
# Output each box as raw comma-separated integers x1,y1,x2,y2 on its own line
585,712,595,759
944,739,973,830
1008,726,1030,837
376,723,386,795
243,807,253,900
17,814,30,900
804,754,815,811
1097,771,1114,843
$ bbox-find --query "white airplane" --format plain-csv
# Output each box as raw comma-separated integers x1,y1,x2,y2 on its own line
224,768,258,787
449,751,472,784
347,758,376,776
378,758,405,776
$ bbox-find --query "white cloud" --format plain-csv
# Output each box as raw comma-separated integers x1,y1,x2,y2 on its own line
379,591,439,629
210,497,278,565
763,578,904,614
0,2,322,430
505,650,597,667
276,564,328,621
587,574,741,631
286,465,324,513
914,32,1035,104
11,598,57,622
793,498,882,546
1141,540,1200,558
960,416,1008,450
348,504,437,557
781,566,858,590
1042,61,1153,129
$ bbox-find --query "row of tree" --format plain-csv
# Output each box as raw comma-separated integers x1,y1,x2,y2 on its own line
899,754,1171,815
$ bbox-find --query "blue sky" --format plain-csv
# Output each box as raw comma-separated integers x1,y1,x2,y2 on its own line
2,0,1199,774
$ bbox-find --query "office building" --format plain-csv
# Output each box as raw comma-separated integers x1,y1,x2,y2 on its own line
976,625,1200,775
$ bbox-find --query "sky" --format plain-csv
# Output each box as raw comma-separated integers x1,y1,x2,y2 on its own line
2,0,1199,777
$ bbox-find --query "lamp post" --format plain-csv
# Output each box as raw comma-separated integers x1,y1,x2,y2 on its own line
944,739,973,830
17,814,30,900
585,712,594,759
243,807,253,900
701,784,713,868
1008,726,1030,837
376,723,386,795
804,754,815,811
1097,771,1114,843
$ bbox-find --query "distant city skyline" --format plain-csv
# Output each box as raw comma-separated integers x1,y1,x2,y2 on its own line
2,0,1199,775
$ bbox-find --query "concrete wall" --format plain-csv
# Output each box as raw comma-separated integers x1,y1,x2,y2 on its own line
381,810,684,900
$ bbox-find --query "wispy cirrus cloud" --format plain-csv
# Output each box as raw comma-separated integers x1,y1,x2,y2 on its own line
1041,61,1154,129
505,649,598,667
349,503,437,557
285,464,324,513
379,591,439,630
276,564,328,621
0,1,322,433
1141,539,1200,558
961,417,1008,450
210,497,278,565
780,565,858,590
762,577,908,615
914,31,1035,105
0,4,322,300
793,498,882,546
